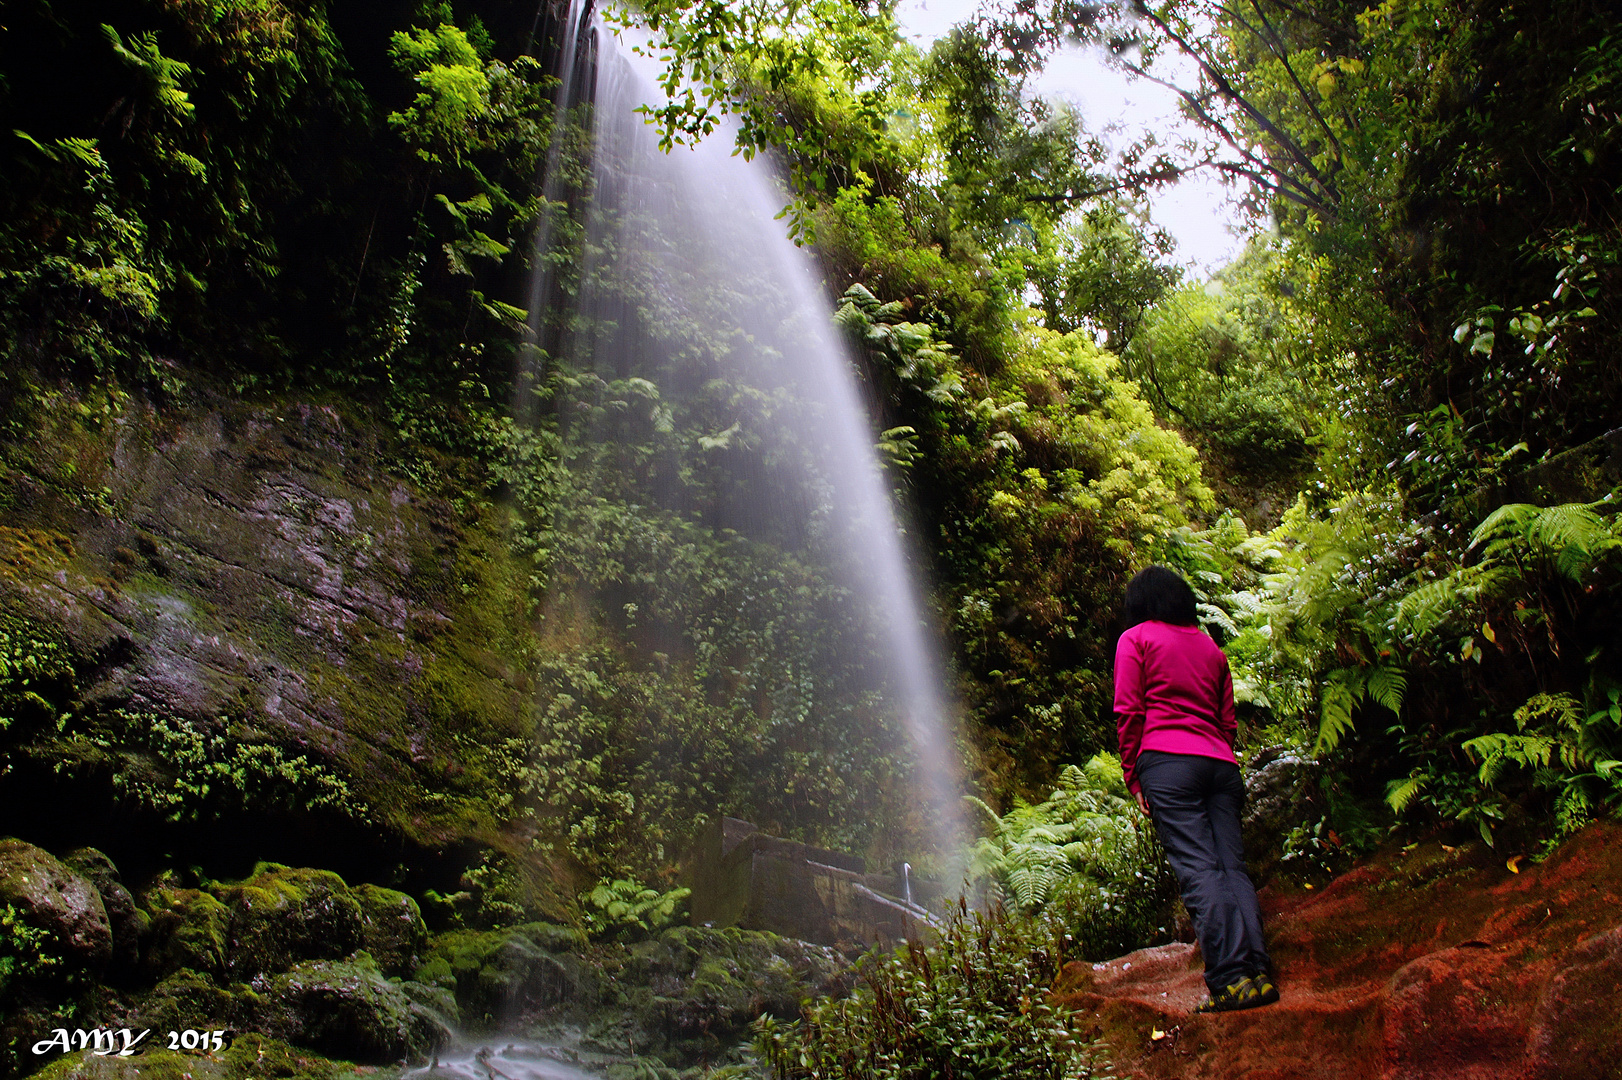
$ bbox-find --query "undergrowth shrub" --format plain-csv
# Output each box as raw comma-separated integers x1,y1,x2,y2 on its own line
756,902,1106,1080
965,753,1178,960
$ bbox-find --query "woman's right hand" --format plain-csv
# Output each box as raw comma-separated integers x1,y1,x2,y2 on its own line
1135,790,1152,817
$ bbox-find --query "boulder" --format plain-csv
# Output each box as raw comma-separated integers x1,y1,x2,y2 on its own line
133,967,257,1033
0,838,111,971
62,847,146,975
603,926,850,1061
25,1033,345,1080
138,875,231,979
415,924,581,1028
353,883,428,977
260,957,449,1063
212,864,364,979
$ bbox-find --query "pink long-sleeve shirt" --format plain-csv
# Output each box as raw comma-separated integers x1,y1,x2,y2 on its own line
1113,620,1238,796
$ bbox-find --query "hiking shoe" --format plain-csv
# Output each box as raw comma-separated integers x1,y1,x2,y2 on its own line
1193,975,1277,1013
1248,972,1280,1005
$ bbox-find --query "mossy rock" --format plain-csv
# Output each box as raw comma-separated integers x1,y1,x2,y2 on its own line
414,923,583,1028
351,885,427,978
577,927,849,1065
395,978,459,1032
259,956,448,1064
61,848,146,977
26,1033,347,1080
0,838,111,973
130,968,259,1035
211,865,364,980
139,875,231,980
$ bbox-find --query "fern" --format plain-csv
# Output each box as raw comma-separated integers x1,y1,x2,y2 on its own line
1315,668,1364,754
1463,732,1563,785
1366,664,1408,715
1385,774,1428,813
1471,500,1617,584
1469,502,1542,548
1395,574,1467,639
1197,602,1240,640
966,752,1165,916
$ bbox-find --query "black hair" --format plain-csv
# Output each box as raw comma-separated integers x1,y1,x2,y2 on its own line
1123,565,1198,628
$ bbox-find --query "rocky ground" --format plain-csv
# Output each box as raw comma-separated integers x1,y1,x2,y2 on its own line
0,839,846,1080
1058,819,1622,1080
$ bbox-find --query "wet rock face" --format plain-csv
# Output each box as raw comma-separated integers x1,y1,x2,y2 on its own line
0,394,530,844
0,838,111,971
1241,748,1320,882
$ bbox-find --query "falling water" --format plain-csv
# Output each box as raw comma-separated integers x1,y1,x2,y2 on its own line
522,1,963,857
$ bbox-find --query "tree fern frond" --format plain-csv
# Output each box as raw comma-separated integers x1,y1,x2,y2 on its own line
1514,692,1584,733
1197,602,1240,639
1316,668,1365,754
1366,664,1407,715
1469,502,1540,548
1463,732,1558,785
1222,590,1266,618
1396,574,1467,639
1233,674,1272,709
962,795,1003,830
1526,503,1608,560
1385,774,1427,813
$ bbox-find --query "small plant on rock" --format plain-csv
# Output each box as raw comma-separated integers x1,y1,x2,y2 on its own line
580,877,691,940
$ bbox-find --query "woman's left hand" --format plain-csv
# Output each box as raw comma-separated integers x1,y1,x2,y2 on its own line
1135,790,1151,817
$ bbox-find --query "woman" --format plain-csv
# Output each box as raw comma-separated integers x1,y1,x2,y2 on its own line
1114,565,1278,1012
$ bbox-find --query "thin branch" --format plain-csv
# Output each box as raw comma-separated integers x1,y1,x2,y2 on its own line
1245,0,1345,172
1021,161,1195,204
1116,55,1331,217
1259,0,1360,43
1130,2,1338,210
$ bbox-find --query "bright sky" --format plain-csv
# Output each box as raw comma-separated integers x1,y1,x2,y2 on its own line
893,0,1250,275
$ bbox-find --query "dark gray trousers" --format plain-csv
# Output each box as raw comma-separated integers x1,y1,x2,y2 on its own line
1136,750,1271,993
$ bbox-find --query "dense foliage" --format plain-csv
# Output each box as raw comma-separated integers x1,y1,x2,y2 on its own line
966,754,1179,960
758,902,1105,1080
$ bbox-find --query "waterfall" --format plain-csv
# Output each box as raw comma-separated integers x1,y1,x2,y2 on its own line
521,0,964,862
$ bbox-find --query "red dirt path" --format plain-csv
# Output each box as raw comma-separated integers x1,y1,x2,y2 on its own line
1054,821,1622,1079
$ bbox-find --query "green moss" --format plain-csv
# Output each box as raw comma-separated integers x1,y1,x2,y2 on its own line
210,865,364,980
414,923,584,1028
351,885,428,978
260,956,445,1063
132,968,259,1033
139,876,231,979
25,1035,348,1080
